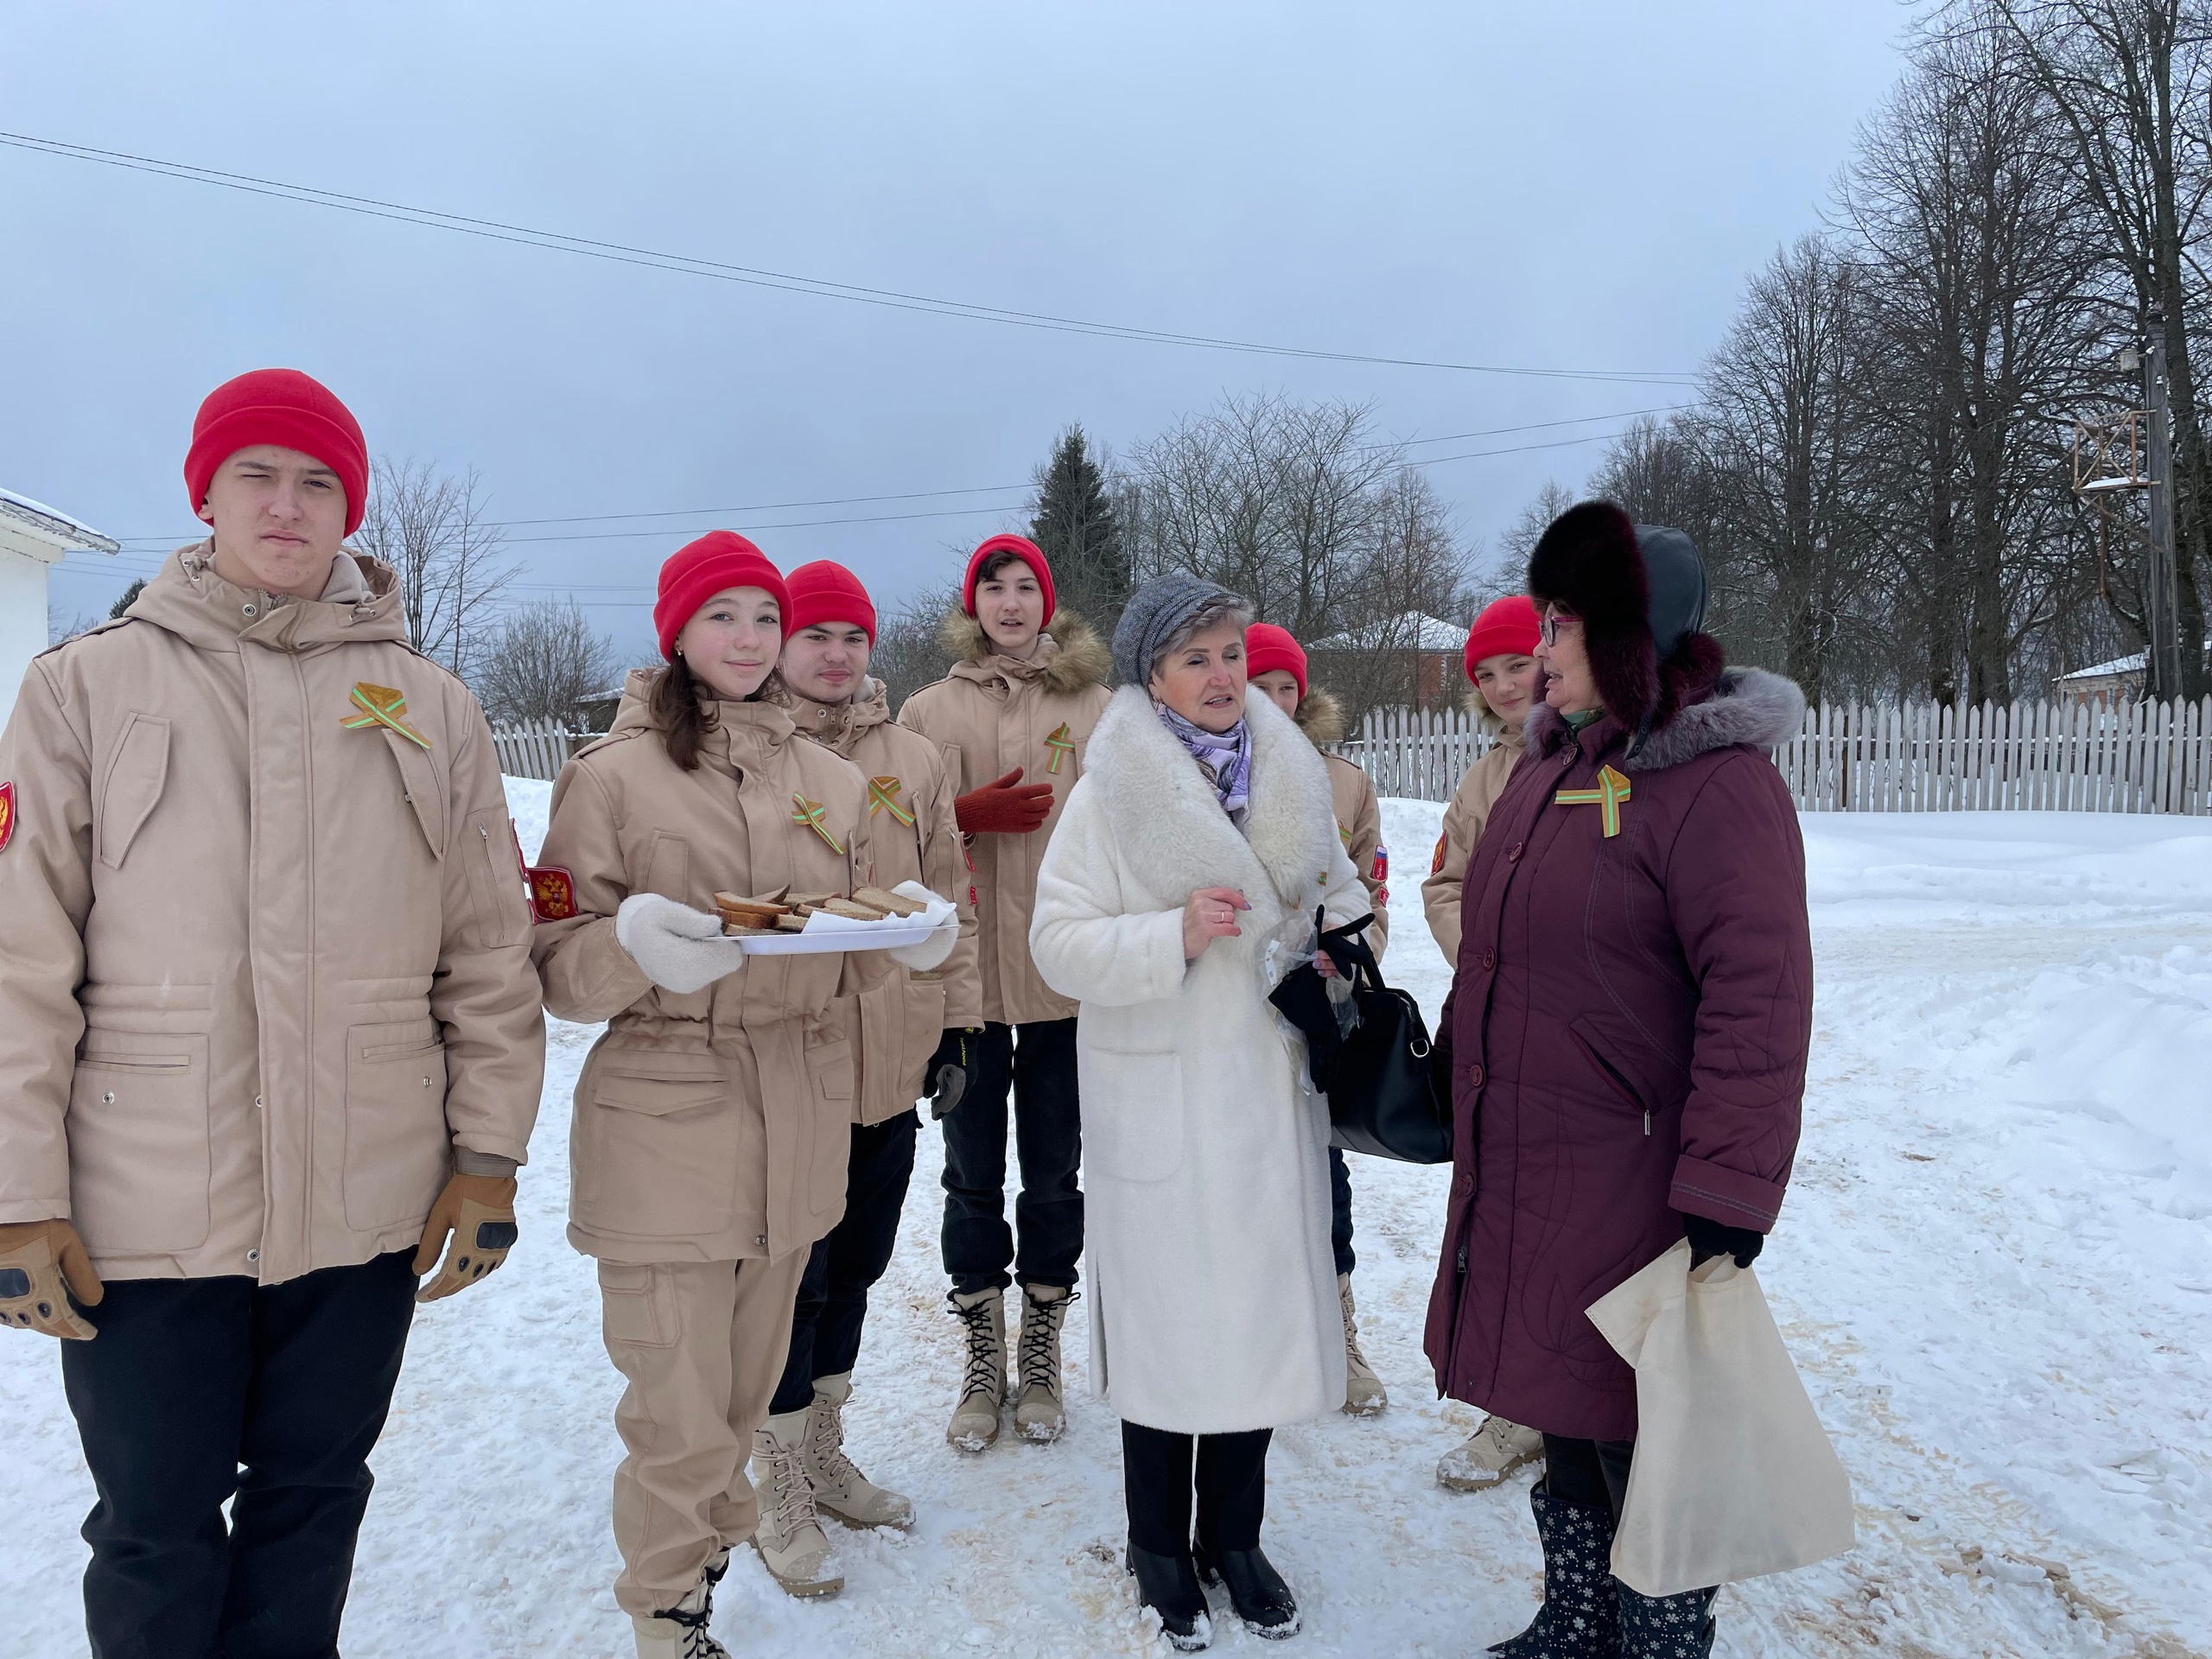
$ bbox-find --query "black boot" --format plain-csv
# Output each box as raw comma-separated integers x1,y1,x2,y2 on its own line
1486,1482,1620,1657
1194,1535,1300,1639
1126,1543,1212,1651
1617,1580,1717,1658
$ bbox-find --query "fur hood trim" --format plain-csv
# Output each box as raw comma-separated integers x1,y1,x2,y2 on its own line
1082,683,1339,916
939,606,1111,696
1292,686,1347,746
1527,665,1805,772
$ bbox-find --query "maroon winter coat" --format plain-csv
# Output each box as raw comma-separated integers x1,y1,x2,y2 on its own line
1424,664,1813,1441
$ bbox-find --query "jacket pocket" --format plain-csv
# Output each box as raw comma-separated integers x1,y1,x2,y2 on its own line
343,1019,452,1230
597,1262,679,1349
96,713,171,870
462,810,529,950
578,1050,736,1238
1082,1047,1184,1183
383,727,447,861
803,1025,855,1217
67,1031,211,1253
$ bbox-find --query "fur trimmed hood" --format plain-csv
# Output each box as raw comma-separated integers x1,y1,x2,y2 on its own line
1291,686,1347,747
938,606,1112,697
1081,683,1340,918
1526,664,1805,772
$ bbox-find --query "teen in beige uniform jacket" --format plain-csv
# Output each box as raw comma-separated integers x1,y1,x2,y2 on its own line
0,545,544,1283
1297,688,1389,958
895,610,1110,1027
771,675,981,1117
531,670,887,1618
1420,721,1527,963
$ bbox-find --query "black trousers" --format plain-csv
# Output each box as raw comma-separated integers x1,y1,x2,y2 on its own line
940,1018,1084,1294
1122,1421,1273,1555
1542,1433,1637,1520
1328,1146,1356,1278
59,1249,419,1659
770,1108,920,1415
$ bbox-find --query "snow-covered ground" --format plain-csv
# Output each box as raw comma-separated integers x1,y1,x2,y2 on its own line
4,790,2209,1656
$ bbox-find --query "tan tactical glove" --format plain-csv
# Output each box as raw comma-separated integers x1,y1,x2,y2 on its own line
0,1218,103,1340
411,1174,519,1303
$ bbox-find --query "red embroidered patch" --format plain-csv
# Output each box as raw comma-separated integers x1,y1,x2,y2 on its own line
1370,845,1389,883
527,866,577,923
1376,885,1390,908
0,781,14,854
1429,833,1447,876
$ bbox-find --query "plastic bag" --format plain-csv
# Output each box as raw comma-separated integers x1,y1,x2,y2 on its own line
1586,1238,1856,1596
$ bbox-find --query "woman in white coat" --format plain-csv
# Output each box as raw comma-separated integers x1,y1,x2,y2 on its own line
1029,575,1369,1650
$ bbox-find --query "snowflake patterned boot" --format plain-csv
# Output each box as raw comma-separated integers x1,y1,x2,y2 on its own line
1485,1481,1620,1657
1616,1581,1717,1659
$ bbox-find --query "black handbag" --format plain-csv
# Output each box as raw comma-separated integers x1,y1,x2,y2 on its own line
1268,908,1454,1165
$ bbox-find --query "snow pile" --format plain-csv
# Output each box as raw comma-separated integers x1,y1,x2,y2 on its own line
0,792,2206,1656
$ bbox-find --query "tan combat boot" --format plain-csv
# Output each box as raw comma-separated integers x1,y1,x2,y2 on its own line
1436,1414,1546,1492
632,1574,729,1659
947,1287,1007,1452
807,1371,915,1529
1339,1273,1388,1416
747,1410,844,1598
1014,1282,1074,1442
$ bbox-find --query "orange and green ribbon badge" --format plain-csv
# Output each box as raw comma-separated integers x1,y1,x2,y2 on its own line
1554,764,1632,837
1043,721,1076,775
340,682,431,750
791,793,847,855
868,775,916,827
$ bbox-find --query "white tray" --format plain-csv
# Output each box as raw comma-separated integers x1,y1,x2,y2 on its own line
733,918,937,955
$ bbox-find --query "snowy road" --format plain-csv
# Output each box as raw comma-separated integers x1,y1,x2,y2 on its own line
4,792,2209,1656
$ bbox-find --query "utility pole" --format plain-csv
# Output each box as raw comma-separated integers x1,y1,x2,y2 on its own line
2144,307,2183,701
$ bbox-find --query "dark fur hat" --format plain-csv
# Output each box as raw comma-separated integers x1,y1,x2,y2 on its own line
1526,499,1722,736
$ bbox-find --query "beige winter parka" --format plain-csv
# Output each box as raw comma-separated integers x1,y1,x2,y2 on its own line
1296,689,1389,960
894,611,1111,1027
1420,718,1527,963
531,672,891,1263
0,545,545,1286
766,674,980,1123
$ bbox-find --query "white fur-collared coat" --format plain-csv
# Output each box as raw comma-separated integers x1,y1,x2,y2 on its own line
1029,684,1370,1433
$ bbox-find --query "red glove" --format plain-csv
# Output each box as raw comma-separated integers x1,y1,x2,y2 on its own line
957,766,1055,835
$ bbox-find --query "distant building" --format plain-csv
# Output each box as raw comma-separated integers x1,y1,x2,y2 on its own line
2054,644,2208,709
1311,610,1466,712
1,488,120,729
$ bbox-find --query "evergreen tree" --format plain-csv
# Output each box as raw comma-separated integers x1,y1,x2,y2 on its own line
1028,423,1129,634
109,578,144,619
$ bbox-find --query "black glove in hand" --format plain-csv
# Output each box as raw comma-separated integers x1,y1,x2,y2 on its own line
1683,1212,1764,1269
927,1027,977,1121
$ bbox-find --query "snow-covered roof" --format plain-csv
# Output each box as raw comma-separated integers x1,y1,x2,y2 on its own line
2057,652,2145,681
1312,611,1465,652
0,487,120,556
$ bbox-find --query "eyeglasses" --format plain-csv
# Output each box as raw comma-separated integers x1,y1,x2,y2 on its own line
1538,607,1579,646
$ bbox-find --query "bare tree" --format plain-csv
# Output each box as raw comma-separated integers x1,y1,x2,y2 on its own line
352,456,518,680
873,581,963,713
1497,480,1580,571
474,601,620,728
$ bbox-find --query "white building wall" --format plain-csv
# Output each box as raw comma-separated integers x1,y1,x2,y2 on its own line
0,549,54,732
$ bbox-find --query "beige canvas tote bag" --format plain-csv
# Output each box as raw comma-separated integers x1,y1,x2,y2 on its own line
1586,1238,1856,1596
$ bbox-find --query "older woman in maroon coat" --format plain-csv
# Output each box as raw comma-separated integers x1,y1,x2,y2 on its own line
1426,503,1812,1659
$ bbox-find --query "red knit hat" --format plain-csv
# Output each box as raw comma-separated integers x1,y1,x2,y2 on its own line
785,560,877,646
654,531,791,662
962,533,1056,623
1243,622,1308,700
184,369,371,537
1462,594,1541,683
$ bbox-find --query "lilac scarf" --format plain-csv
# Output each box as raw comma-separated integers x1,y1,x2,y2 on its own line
1155,701,1252,823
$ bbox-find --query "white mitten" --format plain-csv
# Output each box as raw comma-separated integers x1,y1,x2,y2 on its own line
887,880,961,971
615,893,749,993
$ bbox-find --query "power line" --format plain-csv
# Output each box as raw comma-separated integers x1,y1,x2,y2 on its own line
0,130,1700,388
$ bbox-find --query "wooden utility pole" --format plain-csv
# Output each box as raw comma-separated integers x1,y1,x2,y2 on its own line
2144,308,2183,699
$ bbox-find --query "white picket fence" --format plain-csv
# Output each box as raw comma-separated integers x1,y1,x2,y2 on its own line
492,724,587,781
1341,697,2212,814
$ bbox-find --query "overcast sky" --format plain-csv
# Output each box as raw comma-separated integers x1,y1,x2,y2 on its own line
7,2,1911,660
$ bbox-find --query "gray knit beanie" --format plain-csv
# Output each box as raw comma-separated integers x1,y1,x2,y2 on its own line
1113,574,1249,686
